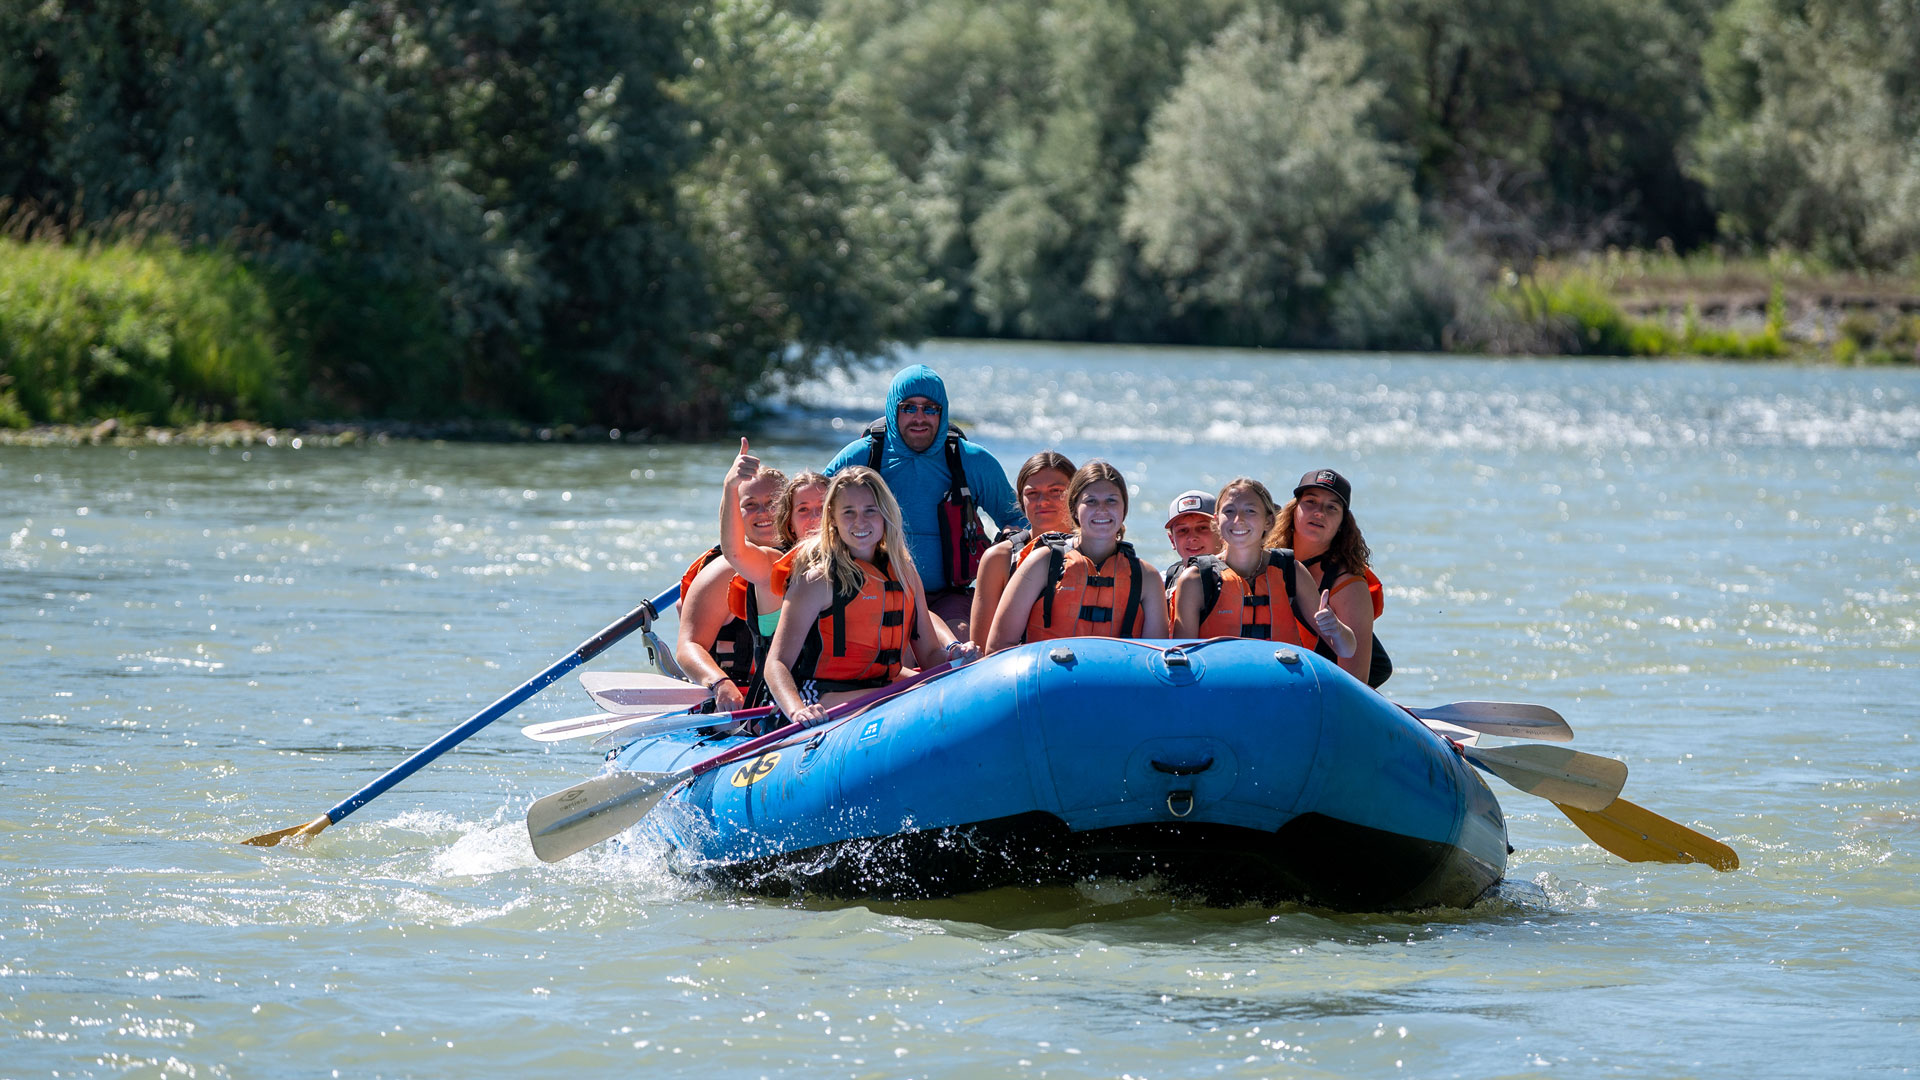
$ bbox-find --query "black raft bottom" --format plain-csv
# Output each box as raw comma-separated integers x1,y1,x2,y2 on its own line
680,811,1500,913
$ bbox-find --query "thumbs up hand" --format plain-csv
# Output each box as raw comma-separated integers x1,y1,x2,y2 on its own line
1312,589,1357,658
726,436,760,488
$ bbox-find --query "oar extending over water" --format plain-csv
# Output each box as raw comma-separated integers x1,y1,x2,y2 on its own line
1456,743,1627,811
242,585,680,848
527,662,956,863
1556,797,1740,870
1403,701,1572,742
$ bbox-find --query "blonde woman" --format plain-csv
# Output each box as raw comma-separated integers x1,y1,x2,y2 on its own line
985,461,1169,654
765,467,979,725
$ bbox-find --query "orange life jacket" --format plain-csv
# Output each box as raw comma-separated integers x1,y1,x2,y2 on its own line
792,553,916,688
1025,536,1147,642
1183,551,1308,644
679,545,754,686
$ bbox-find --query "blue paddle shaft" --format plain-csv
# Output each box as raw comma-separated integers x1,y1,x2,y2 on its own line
325,584,680,824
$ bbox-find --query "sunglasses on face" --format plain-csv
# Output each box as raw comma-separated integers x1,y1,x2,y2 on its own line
897,402,942,416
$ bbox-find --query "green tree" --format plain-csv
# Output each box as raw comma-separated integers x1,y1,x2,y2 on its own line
1120,12,1410,343
673,0,939,414
1692,0,1920,267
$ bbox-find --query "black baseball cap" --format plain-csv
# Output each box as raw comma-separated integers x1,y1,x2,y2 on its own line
1293,468,1351,508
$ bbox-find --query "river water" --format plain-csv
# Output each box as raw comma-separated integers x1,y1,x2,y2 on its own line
4,342,1917,1078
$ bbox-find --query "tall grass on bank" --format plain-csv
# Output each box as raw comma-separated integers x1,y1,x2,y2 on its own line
0,239,292,428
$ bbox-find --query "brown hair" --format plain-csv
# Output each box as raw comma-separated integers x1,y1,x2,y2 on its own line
775,470,828,548
1016,450,1076,492
1066,460,1129,538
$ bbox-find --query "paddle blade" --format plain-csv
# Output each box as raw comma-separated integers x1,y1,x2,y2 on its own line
1465,744,1627,811
522,708,677,743
1558,797,1740,871
578,671,708,713
526,771,675,863
1410,701,1573,742
240,814,332,848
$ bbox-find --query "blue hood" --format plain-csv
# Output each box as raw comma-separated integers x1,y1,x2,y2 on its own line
884,364,950,455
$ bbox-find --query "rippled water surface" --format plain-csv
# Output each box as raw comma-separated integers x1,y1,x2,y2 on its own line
5,343,1917,1078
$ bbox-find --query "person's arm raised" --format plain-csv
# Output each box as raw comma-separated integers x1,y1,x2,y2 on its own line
719,437,781,588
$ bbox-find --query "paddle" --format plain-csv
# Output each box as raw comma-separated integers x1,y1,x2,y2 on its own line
524,707,707,744
577,670,711,713
1403,701,1572,742
242,584,681,847
527,662,956,863
1556,797,1740,870
1455,743,1627,812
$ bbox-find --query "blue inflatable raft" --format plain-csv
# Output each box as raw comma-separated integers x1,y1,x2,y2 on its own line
608,638,1509,911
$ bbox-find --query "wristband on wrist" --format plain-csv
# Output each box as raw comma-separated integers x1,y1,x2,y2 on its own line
944,640,964,658
706,675,732,693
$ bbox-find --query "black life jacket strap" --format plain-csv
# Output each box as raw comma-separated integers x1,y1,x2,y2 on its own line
1118,543,1144,635
1039,535,1071,629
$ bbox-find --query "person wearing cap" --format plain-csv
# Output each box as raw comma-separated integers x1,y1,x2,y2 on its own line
1268,468,1386,686
1168,477,1352,657
1161,489,1224,595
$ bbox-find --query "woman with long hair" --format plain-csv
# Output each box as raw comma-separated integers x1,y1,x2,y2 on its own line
984,461,1169,654
765,467,979,725
1168,477,1354,659
966,450,1076,649
1267,468,1382,685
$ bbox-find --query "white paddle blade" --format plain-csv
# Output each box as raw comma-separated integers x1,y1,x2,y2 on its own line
578,671,710,712
523,708,677,742
1463,744,1627,811
526,771,677,863
1408,701,1573,742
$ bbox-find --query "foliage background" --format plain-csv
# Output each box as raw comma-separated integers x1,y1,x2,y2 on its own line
3,0,1917,430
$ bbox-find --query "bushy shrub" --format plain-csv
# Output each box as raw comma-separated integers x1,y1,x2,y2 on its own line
0,239,291,425
1330,215,1490,351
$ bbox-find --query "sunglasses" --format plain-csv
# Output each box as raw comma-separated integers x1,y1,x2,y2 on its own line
897,402,942,416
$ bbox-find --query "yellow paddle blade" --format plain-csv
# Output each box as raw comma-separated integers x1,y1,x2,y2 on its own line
240,814,332,848
1557,797,1739,871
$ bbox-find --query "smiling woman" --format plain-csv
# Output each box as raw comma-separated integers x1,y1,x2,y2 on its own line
986,460,1171,653
762,466,977,724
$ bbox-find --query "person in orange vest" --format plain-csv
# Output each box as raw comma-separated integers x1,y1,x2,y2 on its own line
764,467,979,725
675,463,788,710
984,460,1170,653
1167,478,1355,660
966,450,1076,649
1267,468,1385,686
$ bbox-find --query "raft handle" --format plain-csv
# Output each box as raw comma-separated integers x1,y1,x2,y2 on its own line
1163,648,1191,669
1152,755,1214,776
1166,790,1195,817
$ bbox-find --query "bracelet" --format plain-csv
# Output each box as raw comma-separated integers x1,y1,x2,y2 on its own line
706,676,732,693
944,640,964,658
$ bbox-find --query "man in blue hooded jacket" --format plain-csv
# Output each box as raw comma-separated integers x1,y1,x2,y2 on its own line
824,364,1024,634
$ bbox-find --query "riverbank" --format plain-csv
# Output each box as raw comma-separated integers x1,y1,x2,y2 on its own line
0,417,641,448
